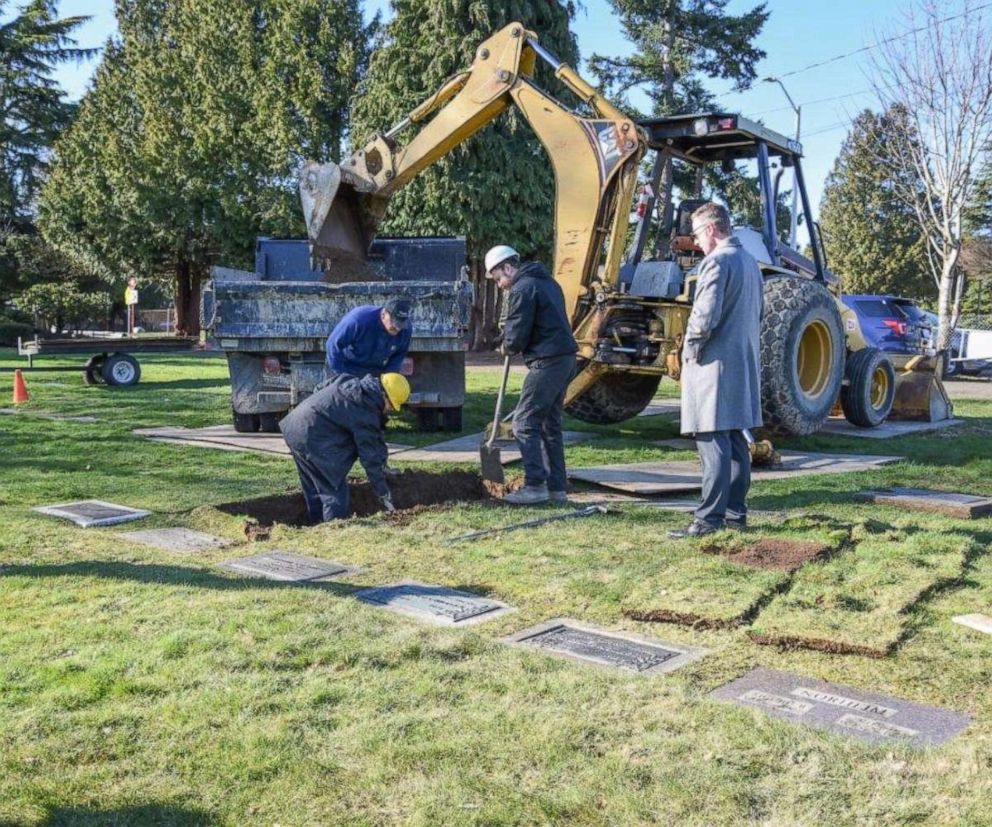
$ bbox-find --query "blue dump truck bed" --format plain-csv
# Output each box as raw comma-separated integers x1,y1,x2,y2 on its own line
201,237,473,433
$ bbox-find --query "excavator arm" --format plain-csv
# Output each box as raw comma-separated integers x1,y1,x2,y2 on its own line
299,23,645,324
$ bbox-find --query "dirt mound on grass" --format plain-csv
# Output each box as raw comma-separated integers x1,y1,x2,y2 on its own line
701,537,833,572
217,469,512,527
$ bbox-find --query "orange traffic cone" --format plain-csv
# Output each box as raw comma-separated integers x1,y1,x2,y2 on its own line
12,369,29,405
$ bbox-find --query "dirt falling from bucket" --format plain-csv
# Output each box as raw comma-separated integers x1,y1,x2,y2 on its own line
216,469,514,528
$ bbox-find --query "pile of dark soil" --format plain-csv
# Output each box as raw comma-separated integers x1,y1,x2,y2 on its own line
216,469,508,527
702,537,832,572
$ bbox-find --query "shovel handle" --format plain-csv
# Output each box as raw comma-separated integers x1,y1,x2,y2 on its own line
488,355,512,448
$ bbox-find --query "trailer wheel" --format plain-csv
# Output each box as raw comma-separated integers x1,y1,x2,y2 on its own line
565,369,661,425
258,412,284,433
841,347,895,427
233,411,260,433
83,355,106,386
101,353,141,386
761,277,845,435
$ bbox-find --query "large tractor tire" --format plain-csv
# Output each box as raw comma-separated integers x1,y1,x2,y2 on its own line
565,369,661,425
840,347,895,427
761,276,845,435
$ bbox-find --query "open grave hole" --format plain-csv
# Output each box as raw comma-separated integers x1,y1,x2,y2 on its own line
216,469,514,528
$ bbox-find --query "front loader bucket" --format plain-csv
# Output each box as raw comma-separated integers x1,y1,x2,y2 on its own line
299,161,379,280
890,355,953,422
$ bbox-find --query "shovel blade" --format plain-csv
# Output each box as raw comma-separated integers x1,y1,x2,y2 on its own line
480,442,505,484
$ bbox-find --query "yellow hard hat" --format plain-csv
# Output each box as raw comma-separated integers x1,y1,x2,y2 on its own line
381,373,410,409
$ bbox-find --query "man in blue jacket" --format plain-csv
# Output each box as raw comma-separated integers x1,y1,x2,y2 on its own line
280,372,410,522
325,298,413,377
487,245,578,505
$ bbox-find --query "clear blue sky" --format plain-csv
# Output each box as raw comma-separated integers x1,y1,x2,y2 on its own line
49,0,908,230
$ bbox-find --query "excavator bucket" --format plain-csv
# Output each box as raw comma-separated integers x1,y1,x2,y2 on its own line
299,161,379,279
890,355,954,422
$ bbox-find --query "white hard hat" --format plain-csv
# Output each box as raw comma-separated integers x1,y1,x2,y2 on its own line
484,245,519,276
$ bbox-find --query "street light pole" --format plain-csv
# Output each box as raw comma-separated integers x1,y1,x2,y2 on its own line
763,76,801,250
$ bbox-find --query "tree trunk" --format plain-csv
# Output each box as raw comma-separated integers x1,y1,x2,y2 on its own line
174,258,203,336
936,248,963,351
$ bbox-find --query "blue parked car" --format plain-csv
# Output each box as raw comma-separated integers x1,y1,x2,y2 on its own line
840,295,934,356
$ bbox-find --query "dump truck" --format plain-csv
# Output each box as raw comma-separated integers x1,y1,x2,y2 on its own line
299,22,950,435
201,236,472,433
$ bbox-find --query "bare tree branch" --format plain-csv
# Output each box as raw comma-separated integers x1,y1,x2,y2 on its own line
868,0,992,350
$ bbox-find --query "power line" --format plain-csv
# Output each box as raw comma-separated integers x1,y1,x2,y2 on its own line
775,1,992,80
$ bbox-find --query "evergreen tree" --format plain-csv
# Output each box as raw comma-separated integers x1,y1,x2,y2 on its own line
589,0,768,116
39,0,372,334
819,108,933,300
0,0,93,230
349,0,579,347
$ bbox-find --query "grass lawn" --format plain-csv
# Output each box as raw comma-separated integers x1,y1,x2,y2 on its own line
2,350,992,826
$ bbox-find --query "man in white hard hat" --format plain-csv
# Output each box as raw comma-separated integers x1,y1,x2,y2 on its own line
486,245,578,505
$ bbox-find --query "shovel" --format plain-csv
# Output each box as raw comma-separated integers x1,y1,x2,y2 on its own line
480,355,512,483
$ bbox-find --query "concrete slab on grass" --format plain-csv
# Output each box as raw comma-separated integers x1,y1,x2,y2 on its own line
505,619,708,674
120,527,234,553
952,613,992,635
133,424,411,457
33,500,151,528
220,551,356,582
711,667,970,747
820,417,962,439
637,400,681,418
569,451,901,495
391,430,593,465
855,488,992,518
354,581,513,626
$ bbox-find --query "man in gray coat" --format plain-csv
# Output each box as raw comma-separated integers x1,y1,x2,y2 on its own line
669,202,764,539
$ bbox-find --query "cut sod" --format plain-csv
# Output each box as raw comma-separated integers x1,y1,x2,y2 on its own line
750,531,976,657
215,469,512,526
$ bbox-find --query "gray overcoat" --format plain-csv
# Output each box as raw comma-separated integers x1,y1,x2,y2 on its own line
680,236,764,434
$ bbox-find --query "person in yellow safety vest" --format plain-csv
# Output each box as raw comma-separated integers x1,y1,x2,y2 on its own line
124,276,139,336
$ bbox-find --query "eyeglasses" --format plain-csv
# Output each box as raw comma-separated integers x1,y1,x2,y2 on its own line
691,221,714,239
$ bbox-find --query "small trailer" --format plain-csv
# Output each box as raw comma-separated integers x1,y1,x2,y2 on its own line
201,236,473,433
13,335,200,385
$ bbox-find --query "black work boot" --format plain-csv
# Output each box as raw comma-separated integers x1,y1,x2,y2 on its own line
667,519,721,540
724,517,748,531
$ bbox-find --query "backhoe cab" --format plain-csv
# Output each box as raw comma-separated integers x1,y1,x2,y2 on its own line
300,23,950,435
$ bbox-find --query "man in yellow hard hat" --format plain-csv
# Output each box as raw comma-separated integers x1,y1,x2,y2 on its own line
279,372,410,521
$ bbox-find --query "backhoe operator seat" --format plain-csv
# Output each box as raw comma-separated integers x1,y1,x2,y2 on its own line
670,198,707,254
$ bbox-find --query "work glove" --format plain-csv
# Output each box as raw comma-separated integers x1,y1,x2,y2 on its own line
379,489,396,512
497,343,512,358
384,464,402,478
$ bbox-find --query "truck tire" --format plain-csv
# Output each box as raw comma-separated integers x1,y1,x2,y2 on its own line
565,370,661,425
840,347,895,427
441,406,463,432
233,411,260,433
761,276,845,435
101,353,141,386
258,412,284,433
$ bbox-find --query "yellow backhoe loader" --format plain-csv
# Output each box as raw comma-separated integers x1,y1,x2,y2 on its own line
300,22,950,435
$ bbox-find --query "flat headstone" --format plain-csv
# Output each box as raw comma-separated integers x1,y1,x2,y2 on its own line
120,527,234,553
505,619,708,674
391,430,593,465
856,488,992,518
33,500,151,528
220,551,355,582
1,408,97,423
569,451,902,495
133,424,411,458
952,613,992,635
820,417,962,439
655,438,697,451
710,667,970,747
354,581,512,626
